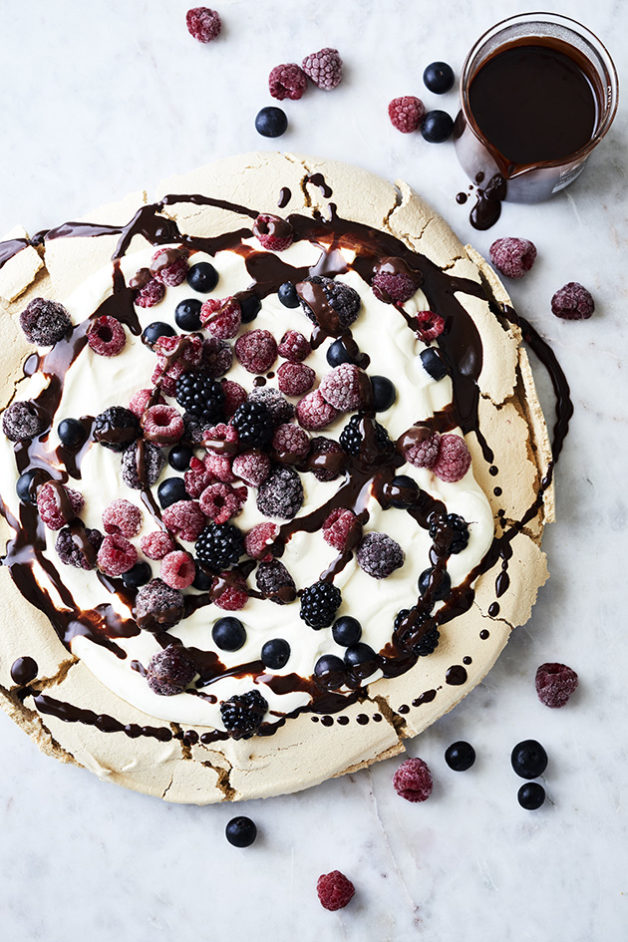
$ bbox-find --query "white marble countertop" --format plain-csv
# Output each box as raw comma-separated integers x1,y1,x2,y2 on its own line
0,1,626,939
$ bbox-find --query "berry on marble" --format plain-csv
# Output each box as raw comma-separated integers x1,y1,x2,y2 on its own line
388,95,425,133
393,757,433,802
269,62,308,101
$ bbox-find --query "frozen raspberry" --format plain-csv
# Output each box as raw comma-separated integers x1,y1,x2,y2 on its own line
255,559,296,603
87,315,126,357
489,238,537,279
535,662,579,708
221,380,248,418
403,426,440,469
121,441,165,490
185,6,221,43
97,533,137,577
244,522,279,560
299,275,360,330
322,508,360,552
134,578,184,630
37,482,83,530
388,95,425,133
249,387,294,425
309,436,346,481
372,267,421,304
146,643,195,696
393,757,433,802
432,433,471,482
357,532,404,579
128,388,164,417
19,297,71,345
232,450,271,486
141,405,184,444
55,525,102,570
235,329,278,374
140,530,176,560
184,457,215,498
203,423,238,482
212,571,249,610
257,465,303,519
102,499,142,538
316,871,355,911
551,282,594,320
277,361,315,396
202,337,233,377
162,499,205,542
199,482,246,523
134,278,165,308
2,401,44,442
302,47,343,91
150,247,188,287
253,214,294,252
269,63,308,101
319,363,362,411
200,297,241,340
272,423,310,461
278,329,311,362
296,390,339,430
416,310,445,341
152,334,204,396
161,550,196,589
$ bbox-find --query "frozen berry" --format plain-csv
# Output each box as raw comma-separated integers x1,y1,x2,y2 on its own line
235,329,278,373
16,469,43,504
146,644,195,696
122,560,152,591
511,740,548,779
253,214,294,252
102,499,142,538
332,616,362,647
518,782,546,810
225,816,257,847
141,321,174,346
402,426,440,469
199,482,246,524
175,370,225,423
423,61,455,94
168,444,194,471
157,477,189,509
212,616,246,651
344,642,378,677
244,522,278,560
134,578,184,630
445,741,476,771
55,525,102,570
175,298,202,331
314,654,346,689
93,407,139,452
160,550,196,589
429,511,469,555
203,423,238,482
212,572,249,611
302,47,343,90
370,375,396,411
231,401,273,448
255,106,288,138
316,871,355,911
269,62,307,101
220,689,267,739
278,282,299,308
87,315,126,356
388,95,425,133
308,437,345,481
323,509,360,552
278,330,310,362
57,418,86,447
372,267,421,303
221,380,248,418
135,279,166,308
128,389,164,417
249,387,294,425
195,522,244,572
37,482,83,530
2,401,44,441
97,533,137,576
420,347,448,380
140,530,176,560
339,414,392,458
272,423,309,462
19,297,71,345
394,608,440,657
150,247,188,287
296,390,339,430
186,6,221,42
261,638,290,669
319,363,362,411
489,238,537,279
433,434,471,482
232,450,271,486
298,275,361,330
535,662,579,708
393,757,433,802
357,532,404,579
121,441,165,490
387,475,419,509
418,566,451,601
202,337,233,378
255,559,296,603
256,465,303,519
416,310,446,341
162,500,205,542
141,405,184,444
187,261,218,293
421,110,454,142
277,361,315,396
200,297,241,339
551,282,594,320
326,338,353,367
184,458,215,499
300,581,341,629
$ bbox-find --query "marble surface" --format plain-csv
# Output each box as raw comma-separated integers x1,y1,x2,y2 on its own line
0,0,627,939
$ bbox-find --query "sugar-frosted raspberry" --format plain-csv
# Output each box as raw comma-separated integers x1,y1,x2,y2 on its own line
232,450,271,486
19,297,71,345
269,63,308,101
152,334,203,396
403,426,440,469
244,522,279,560
150,247,188,287
393,757,433,802
37,482,84,530
302,47,343,91
200,297,242,340
357,532,404,579
551,282,594,320
184,457,216,498
278,330,311,362
86,315,126,356
140,530,176,560
296,390,339,430
372,268,420,303
212,571,249,611
186,6,221,42
199,482,247,524
416,310,445,341
141,405,184,444
2,401,45,442
272,423,310,461
253,214,294,252
134,578,184,630
102,499,142,538
160,550,196,589
319,363,362,411
146,644,195,696
388,95,425,133
316,871,355,911
55,525,102,570
535,662,579,708
249,387,294,424
432,433,471,482
277,361,315,396
121,441,165,490
490,238,537,279
257,466,303,519
134,278,165,308
97,533,138,576
202,337,233,377
202,423,238,482
162,499,206,542
221,379,248,418
128,388,164,417
309,436,346,481
323,508,360,552
235,329,278,373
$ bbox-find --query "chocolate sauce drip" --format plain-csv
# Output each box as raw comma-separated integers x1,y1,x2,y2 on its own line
445,665,468,685
277,186,291,209
305,173,333,198
0,237,31,270
469,174,507,231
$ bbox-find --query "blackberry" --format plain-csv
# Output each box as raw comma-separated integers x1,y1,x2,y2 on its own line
300,581,342,629
195,523,244,572
93,407,140,452
120,441,165,490
146,644,196,696
339,414,392,457
428,512,469,554
55,525,102,570
231,401,273,448
255,559,296,603
309,436,346,482
356,532,404,579
256,466,303,520
220,689,268,739
175,370,225,423
299,275,361,330
394,608,440,656
249,386,294,425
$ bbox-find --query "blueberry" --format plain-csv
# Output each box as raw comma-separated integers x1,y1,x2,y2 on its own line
314,654,346,688
511,740,548,779
423,61,455,94
332,616,362,647
517,782,546,810
168,445,194,471
225,815,257,847
326,338,352,367
261,638,291,669
193,563,213,591
421,110,454,143
418,567,451,601
344,642,378,675
16,468,40,504
370,376,396,411
157,477,189,509
122,562,152,589
255,106,287,138
239,294,261,324
187,261,218,293
212,617,246,652
388,475,419,509
445,740,476,771
420,347,448,381
142,321,176,346
175,298,202,332
57,418,86,448
278,282,299,308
